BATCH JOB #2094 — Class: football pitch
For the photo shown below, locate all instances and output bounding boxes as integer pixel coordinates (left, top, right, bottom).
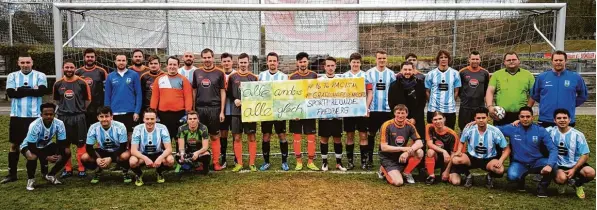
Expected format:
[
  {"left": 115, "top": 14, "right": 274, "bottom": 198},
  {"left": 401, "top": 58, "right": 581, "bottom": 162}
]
[{"left": 0, "top": 115, "right": 594, "bottom": 209}]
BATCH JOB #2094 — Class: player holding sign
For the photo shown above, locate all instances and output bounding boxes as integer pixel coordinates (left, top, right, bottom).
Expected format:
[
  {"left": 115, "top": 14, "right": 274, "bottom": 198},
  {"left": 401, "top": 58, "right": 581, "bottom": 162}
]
[
  {"left": 227, "top": 53, "right": 259, "bottom": 172},
  {"left": 257, "top": 52, "right": 290, "bottom": 171},
  {"left": 342, "top": 53, "right": 368, "bottom": 170},
  {"left": 289, "top": 52, "right": 319, "bottom": 171},
  {"left": 318, "top": 57, "right": 346, "bottom": 171}
]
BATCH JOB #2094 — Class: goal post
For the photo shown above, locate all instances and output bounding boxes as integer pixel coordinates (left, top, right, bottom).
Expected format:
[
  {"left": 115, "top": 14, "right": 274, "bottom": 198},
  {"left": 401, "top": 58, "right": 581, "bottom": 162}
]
[{"left": 51, "top": 2, "right": 567, "bottom": 78}]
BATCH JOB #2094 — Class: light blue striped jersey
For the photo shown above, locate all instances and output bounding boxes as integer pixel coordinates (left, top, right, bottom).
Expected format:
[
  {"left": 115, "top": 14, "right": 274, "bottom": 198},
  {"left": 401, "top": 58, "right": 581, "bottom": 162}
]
[
  {"left": 224, "top": 69, "right": 236, "bottom": 115},
  {"left": 132, "top": 123, "right": 171, "bottom": 155},
  {"left": 6, "top": 70, "right": 47, "bottom": 117},
  {"left": 178, "top": 66, "right": 197, "bottom": 85},
  {"left": 19, "top": 117, "right": 66, "bottom": 150},
  {"left": 86, "top": 121, "right": 128, "bottom": 152},
  {"left": 365, "top": 67, "right": 396, "bottom": 112},
  {"left": 258, "top": 70, "right": 288, "bottom": 81},
  {"left": 425, "top": 67, "right": 462, "bottom": 113},
  {"left": 342, "top": 70, "right": 366, "bottom": 79},
  {"left": 546, "top": 127, "right": 590, "bottom": 168},
  {"left": 460, "top": 124, "right": 508, "bottom": 159}
]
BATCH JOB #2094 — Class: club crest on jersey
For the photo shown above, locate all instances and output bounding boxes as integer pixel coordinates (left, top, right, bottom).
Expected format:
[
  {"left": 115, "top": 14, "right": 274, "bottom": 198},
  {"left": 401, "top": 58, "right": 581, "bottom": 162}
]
[
  {"left": 201, "top": 78, "right": 211, "bottom": 88},
  {"left": 126, "top": 78, "right": 132, "bottom": 84},
  {"left": 395, "top": 136, "right": 405, "bottom": 146},
  {"left": 84, "top": 77, "right": 93, "bottom": 86},
  {"left": 64, "top": 89, "right": 75, "bottom": 100},
  {"left": 434, "top": 140, "right": 444, "bottom": 148},
  {"left": 469, "top": 78, "right": 479, "bottom": 88},
  {"left": 532, "top": 136, "right": 538, "bottom": 144},
  {"left": 564, "top": 80, "right": 570, "bottom": 87}
]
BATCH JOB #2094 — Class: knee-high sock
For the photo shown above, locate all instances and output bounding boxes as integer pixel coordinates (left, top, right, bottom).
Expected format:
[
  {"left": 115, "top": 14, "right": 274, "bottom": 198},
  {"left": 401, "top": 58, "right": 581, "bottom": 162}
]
[
  {"left": 49, "top": 154, "right": 68, "bottom": 176},
  {"left": 198, "top": 155, "right": 211, "bottom": 175},
  {"left": 156, "top": 165, "right": 168, "bottom": 174},
  {"left": 280, "top": 140, "right": 289, "bottom": 163},
  {"left": 220, "top": 137, "right": 228, "bottom": 163},
  {"left": 367, "top": 135, "right": 376, "bottom": 162},
  {"left": 346, "top": 144, "right": 354, "bottom": 164},
  {"left": 334, "top": 143, "right": 343, "bottom": 165},
  {"left": 320, "top": 142, "right": 329, "bottom": 164},
  {"left": 359, "top": 145, "right": 368, "bottom": 165},
  {"left": 425, "top": 156, "right": 436, "bottom": 177},
  {"left": 307, "top": 134, "right": 316, "bottom": 163},
  {"left": 26, "top": 159, "right": 37, "bottom": 179},
  {"left": 293, "top": 134, "right": 302, "bottom": 162},
  {"left": 64, "top": 153, "right": 73, "bottom": 172},
  {"left": 234, "top": 141, "right": 243, "bottom": 165},
  {"left": 39, "top": 157, "right": 48, "bottom": 175},
  {"left": 248, "top": 141, "right": 257, "bottom": 166},
  {"left": 262, "top": 141, "right": 270, "bottom": 163},
  {"left": 76, "top": 146, "right": 86, "bottom": 172},
  {"left": 576, "top": 175, "right": 592, "bottom": 187},
  {"left": 211, "top": 139, "right": 221, "bottom": 166},
  {"left": 404, "top": 156, "right": 421, "bottom": 174},
  {"left": 118, "top": 159, "right": 130, "bottom": 172},
  {"left": 131, "top": 166, "right": 143, "bottom": 176},
  {"left": 8, "top": 151, "right": 19, "bottom": 177}
]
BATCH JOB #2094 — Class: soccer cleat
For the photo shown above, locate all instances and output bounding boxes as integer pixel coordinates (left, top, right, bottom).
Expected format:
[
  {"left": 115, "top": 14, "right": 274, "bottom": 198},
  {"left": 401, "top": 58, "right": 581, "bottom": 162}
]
[
  {"left": 249, "top": 165, "right": 257, "bottom": 172},
  {"left": 135, "top": 175, "right": 144, "bottom": 186},
  {"left": 537, "top": 184, "right": 548, "bottom": 198},
  {"left": 347, "top": 162, "right": 355, "bottom": 170},
  {"left": 307, "top": 163, "right": 320, "bottom": 171},
  {"left": 485, "top": 174, "right": 494, "bottom": 189},
  {"left": 336, "top": 164, "right": 347, "bottom": 172},
  {"left": 557, "top": 184, "right": 567, "bottom": 194},
  {"left": 213, "top": 164, "right": 223, "bottom": 171},
  {"left": 90, "top": 174, "right": 101, "bottom": 184},
  {"left": 220, "top": 161, "right": 227, "bottom": 169},
  {"left": 321, "top": 163, "right": 329, "bottom": 172},
  {"left": 45, "top": 175, "right": 62, "bottom": 185},
  {"left": 281, "top": 163, "right": 289, "bottom": 171},
  {"left": 60, "top": 170, "right": 73, "bottom": 179},
  {"left": 376, "top": 167, "right": 385, "bottom": 180},
  {"left": 1, "top": 175, "right": 17, "bottom": 184},
  {"left": 123, "top": 174, "right": 132, "bottom": 183},
  {"left": 259, "top": 163, "right": 271, "bottom": 171},
  {"left": 174, "top": 163, "right": 182, "bottom": 174},
  {"left": 78, "top": 171, "right": 87, "bottom": 178},
  {"left": 425, "top": 176, "right": 436, "bottom": 185},
  {"left": 361, "top": 163, "right": 368, "bottom": 171},
  {"left": 157, "top": 173, "right": 165, "bottom": 183},
  {"left": 532, "top": 174, "right": 542, "bottom": 182},
  {"left": 575, "top": 186, "right": 586, "bottom": 199},
  {"left": 26, "top": 179, "right": 35, "bottom": 191},
  {"left": 295, "top": 162, "right": 303, "bottom": 171},
  {"left": 232, "top": 164, "right": 243, "bottom": 172},
  {"left": 464, "top": 174, "right": 474, "bottom": 188},
  {"left": 516, "top": 180, "right": 526, "bottom": 192},
  {"left": 404, "top": 174, "right": 415, "bottom": 184}
]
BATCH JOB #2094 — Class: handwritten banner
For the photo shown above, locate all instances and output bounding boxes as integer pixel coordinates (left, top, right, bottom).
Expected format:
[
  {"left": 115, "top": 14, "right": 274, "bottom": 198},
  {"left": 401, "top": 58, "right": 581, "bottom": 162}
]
[{"left": 240, "top": 77, "right": 366, "bottom": 122}]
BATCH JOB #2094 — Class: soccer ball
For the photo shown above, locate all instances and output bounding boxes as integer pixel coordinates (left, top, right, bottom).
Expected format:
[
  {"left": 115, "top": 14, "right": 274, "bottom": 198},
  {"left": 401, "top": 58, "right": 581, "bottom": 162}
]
[{"left": 494, "top": 106, "right": 506, "bottom": 120}]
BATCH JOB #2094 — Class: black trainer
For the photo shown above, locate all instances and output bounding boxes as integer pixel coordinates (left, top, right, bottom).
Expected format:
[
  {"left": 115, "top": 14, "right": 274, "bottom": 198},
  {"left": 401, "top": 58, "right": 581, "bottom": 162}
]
[
  {"left": 464, "top": 174, "right": 474, "bottom": 188},
  {"left": 485, "top": 174, "right": 494, "bottom": 189},
  {"left": 537, "top": 184, "right": 548, "bottom": 198},
  {"left": 0, "top": 175, "right": 17, "bottom": 184},
  {"left": 426, "top": 176, "right": 436, "bottom": 185}
]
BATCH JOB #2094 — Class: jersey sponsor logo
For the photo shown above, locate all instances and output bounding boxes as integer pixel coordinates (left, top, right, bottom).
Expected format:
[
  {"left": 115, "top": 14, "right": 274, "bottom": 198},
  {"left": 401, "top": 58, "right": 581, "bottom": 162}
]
[
  {"left": 474, "top": 141, "right": 487, "bottom": 155},
  {"left": 469, "top": 78, "right": 479, "bottom": 88},
  {"left": 64, "top": 89, "right": 75, "bottom": 100},
  {"left": 439, "top": 79, "right": 448, "bottom": 91},
  {"left": 375, "top": 79, "right": 386, "bottom": 90},
  {"left": 201, "top": 78, "right": 211, "bottom": 88},
  {"left": 564, "top": 80, "right": 570, "bottom": 87},
  {"left": 395, "top": 135, "right": 405, "bottom": 146},
  {"left": 557, "top": 141, "right": 567, "bottom": 155},
  {"left": 434, "top": 140, "right": 444, "bottom": 148},
  {"left": 83, "top": 77, "right": 93, "bottom": 86}
]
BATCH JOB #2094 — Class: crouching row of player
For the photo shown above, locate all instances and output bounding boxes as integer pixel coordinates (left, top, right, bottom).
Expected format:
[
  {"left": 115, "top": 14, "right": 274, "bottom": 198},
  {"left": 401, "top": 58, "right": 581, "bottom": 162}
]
[{"left": 378, "top": 104, "right": 594, "bottom": 198}]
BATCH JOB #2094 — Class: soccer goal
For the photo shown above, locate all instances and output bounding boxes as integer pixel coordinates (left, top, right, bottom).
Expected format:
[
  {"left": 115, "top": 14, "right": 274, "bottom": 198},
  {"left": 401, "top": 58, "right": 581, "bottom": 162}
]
[{"left": 51, "top": 1, "right": 567, "bottom": 77}]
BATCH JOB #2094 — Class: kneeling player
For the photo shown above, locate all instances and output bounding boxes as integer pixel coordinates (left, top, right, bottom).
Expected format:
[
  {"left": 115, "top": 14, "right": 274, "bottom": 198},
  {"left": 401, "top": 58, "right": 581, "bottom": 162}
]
[
  {"left": 452, "top": 107, "right": 510, "bottom": 188},
  {"left": 424, "top": 111, "right": 462, "bottom": 185},
  {"left": 20, "top": 103, "right": 69, "bottom": 190},
  {"left": 549, "top": 109, "right": 595, "bottom": 199},
  {"left": 175, "top": 111, "right": 211, "bottom": 175},
  {"left": 81, "top": 106, "right": 131, "bottom": 183},
  {"left": 129, "top": 109, "right": 175, "bottom": 186},
  {"left": 378, "top": 105, "right": 423, "bottom": 186}
]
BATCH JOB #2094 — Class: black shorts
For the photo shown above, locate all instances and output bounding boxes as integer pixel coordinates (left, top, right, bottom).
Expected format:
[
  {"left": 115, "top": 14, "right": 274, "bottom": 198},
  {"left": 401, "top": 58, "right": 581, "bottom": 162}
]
[
  {"left": 157, "top": 110, "right": 185, "bottom": 140},
  {"left": 9, "top": 117, "right": 37, "bottom": 144},
  {"left": 220, "top": 115, "right": 233, "bottom": 131},
  {"left": 95, "top": 148, "right": 120, "bottom": 161},
  {"left": 427, "top": 112, "right": 456, "bottom": 130},
  {"left": 142, "top": 152, "right": 164, "bottom": 165},
  {"left": 21, "top": 143, "right": 59, "bottom": 157},
  {"left": 368, "top": 112, "right": 393, "bottom": 135},
  {"left": 289, "top": 119, "right": 316, "bottom": 134},
  {"left": 113, "top": 113, "right": 136, "bottom": 132},
  {"left": 197, "top": 106, "right": 221, "bottom": 135},
  {"left": 380, "top": 155, "right": 406, "bottom": 172},
  {"left": 58, "top": 114, "right": 87, "bottom": 146},
  {"left": 458, "top": 107, "right": 477, "bottom": 131},
  {"left": 468, "top": 154, "right": 495, "bottom": 171},
  {"left": 558, "top": 163, "right": 591, "bottom": 178},
  {"left": 231, "top": 116, "right": 256, "bottom": 134},
  {"left": 261, "top": 121, "right": 287, "bottom": 134},
  {"left": 318, "top": 119, "right": 343, "bottom": 138},
  {"left": 343, "top": 117, "right": 368, "bottom": 132}
]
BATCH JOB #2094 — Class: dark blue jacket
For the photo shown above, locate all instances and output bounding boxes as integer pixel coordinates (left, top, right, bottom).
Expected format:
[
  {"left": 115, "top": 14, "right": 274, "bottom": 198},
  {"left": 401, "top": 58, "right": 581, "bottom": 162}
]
[
  {"left": 531, "top": 69, "right": 587, "bottom": 123},
  {"left": 497, "top": 123, "right": 558, "bottom": 169},
  {"left": 104, "top": 69, "right": 142, "bottom": 114}
]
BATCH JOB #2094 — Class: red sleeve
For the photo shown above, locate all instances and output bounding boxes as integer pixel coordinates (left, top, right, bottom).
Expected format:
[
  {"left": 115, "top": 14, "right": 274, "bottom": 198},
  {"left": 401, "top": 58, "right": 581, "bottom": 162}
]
[
  {"left": 150, "top": 75, "right": 160, "bottom": 110},
  {"left": 182, "top": 75, "right": 193, "bottom": 112}
]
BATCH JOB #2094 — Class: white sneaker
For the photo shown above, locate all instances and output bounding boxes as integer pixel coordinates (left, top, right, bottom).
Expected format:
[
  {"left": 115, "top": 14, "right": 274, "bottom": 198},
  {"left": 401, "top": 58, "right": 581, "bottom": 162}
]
[
  {"left": 377, "top": 167, "right": 385, "bottom": 180},
  {"left": 221, "top": 162, "right": 227, "bottom": 169},
  {"left": 321, "top": 163, "right": 329, "bottom": 171},
  {"left": 336, "top": 164, "right": 347, "bottom": 172},
  {"left": 404, "top": 173, "right": 415, "bottom": 184},
  {"left": 45, "top": 175, "right": 62, "bottom": 185},
  {"left": 26, "top": 179, "right": 35, "bottom": 191}
]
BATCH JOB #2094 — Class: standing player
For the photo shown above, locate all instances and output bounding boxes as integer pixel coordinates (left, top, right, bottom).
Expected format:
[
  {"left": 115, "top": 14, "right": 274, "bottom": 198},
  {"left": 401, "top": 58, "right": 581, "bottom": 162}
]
[
  {"left": 452, "top": 107, "right": 510, "bottom": 188},
  {"left": 129, "top": 109, "right": 175, "bottom": 186},
  {"left": 2, "top": 54, "right": 48, "bottom": 184},
  {"left": 458, "top": 51, "right": 489, "bottom": 131},
  {"left": 175, "top": 111, "right": 211, "bottom": 175},
  {"left": 75, "top": 48, "right": 108, "bottom": 128},
  {"left": 424, "top": 111, "right": 461, "bottom": 185},
  {"left": 532, "top": 50, "right": 588, "bottom": 127},
  {"left": 150, "top": 56, "right": 193, "bottom": 145},
  {"left": 219, "top": 52, "right": 236, "bottom": 168},
  {"left": 192, "top": 48, "right": 226, "bottom": 171},
  {"left": 549, "top": 109, "right": 595, "bottom": 199},
  {"left": 258, "top": 52, "right": 290, "bottom": 171},
  {"left": 129, "top": 49, "right": 149, "bottom": 75},
  {"left": 342, "top": 53, "right": 368, "bottom": 170},
  {"left": 425, "top": 50, "right": 461, "bottom": 130},
  {"left": 365, "top": 50, "right": 396, "bottom": 170},
  {"left": 54, "top": 59, "right": 91, "bottom": 178},
  {"left": 289, "top": 52, "right": 319, "bottom": 171},
  {"left": 81, "top": 106, "right": 131, "bottom": 183},
  {"left": 318, "top": 57, "right": 346, "bottom": 171},
  {"left": 178, "top": 51, "right": 198, "bottom": 84},
  {"left": 486, "top": 51, "right": 535, "bottom": 125},
  {"left": 227, "top": 53, "right": 259, "bottom": 172},
  {"left": 378, "top": 105, "right": 423, "bottom": 186},
  {"left": 20, "top": 103, "right": 68, "bottom": 191},
  {"left": 105, "top": 54, "right": 143, "bottom": 144},
  {"left": 140, "top": 55, "right": 164, "bottom": 113}
]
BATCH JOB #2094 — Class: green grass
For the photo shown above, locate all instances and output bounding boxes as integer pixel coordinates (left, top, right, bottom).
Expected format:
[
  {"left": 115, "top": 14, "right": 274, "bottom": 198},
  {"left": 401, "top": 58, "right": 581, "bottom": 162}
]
[{"left": 0, "top": 115, "right": 594, "bottom": 209}]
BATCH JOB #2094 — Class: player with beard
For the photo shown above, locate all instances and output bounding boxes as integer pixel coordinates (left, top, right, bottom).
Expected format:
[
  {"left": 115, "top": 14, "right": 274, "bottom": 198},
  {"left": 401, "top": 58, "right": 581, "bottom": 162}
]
[
  {"left": 458, "top": 51, "right": 489, "bottom": 131},
  {"left": 129, "top": 49, "right": 149, "bottom": 75},
  {"left": 288, "top": 52, "right": 319, "bottom": 171},
  {"left": 75, "top": 48, "right": 108, "bottom": 128},
  {"left": 192, "top": 48, "right": 226, "bottom": 171},
  {"left": 318, "top": 57, "right": 346, "bottom": 171},
  {"left": 54, "top": 59, "right": 91, "bottom": 178},
  {"left": 140, "top": 56, "right": 164, "bottom": 114},
  {"left": 219, "top": 52, "right": 236, "bottom": 168},
  {"left": 341, "top": 53, "right": 368, "bottom": 170},
  {"left": 178, "top": 51, "right": 198, "bottom": 84}
]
